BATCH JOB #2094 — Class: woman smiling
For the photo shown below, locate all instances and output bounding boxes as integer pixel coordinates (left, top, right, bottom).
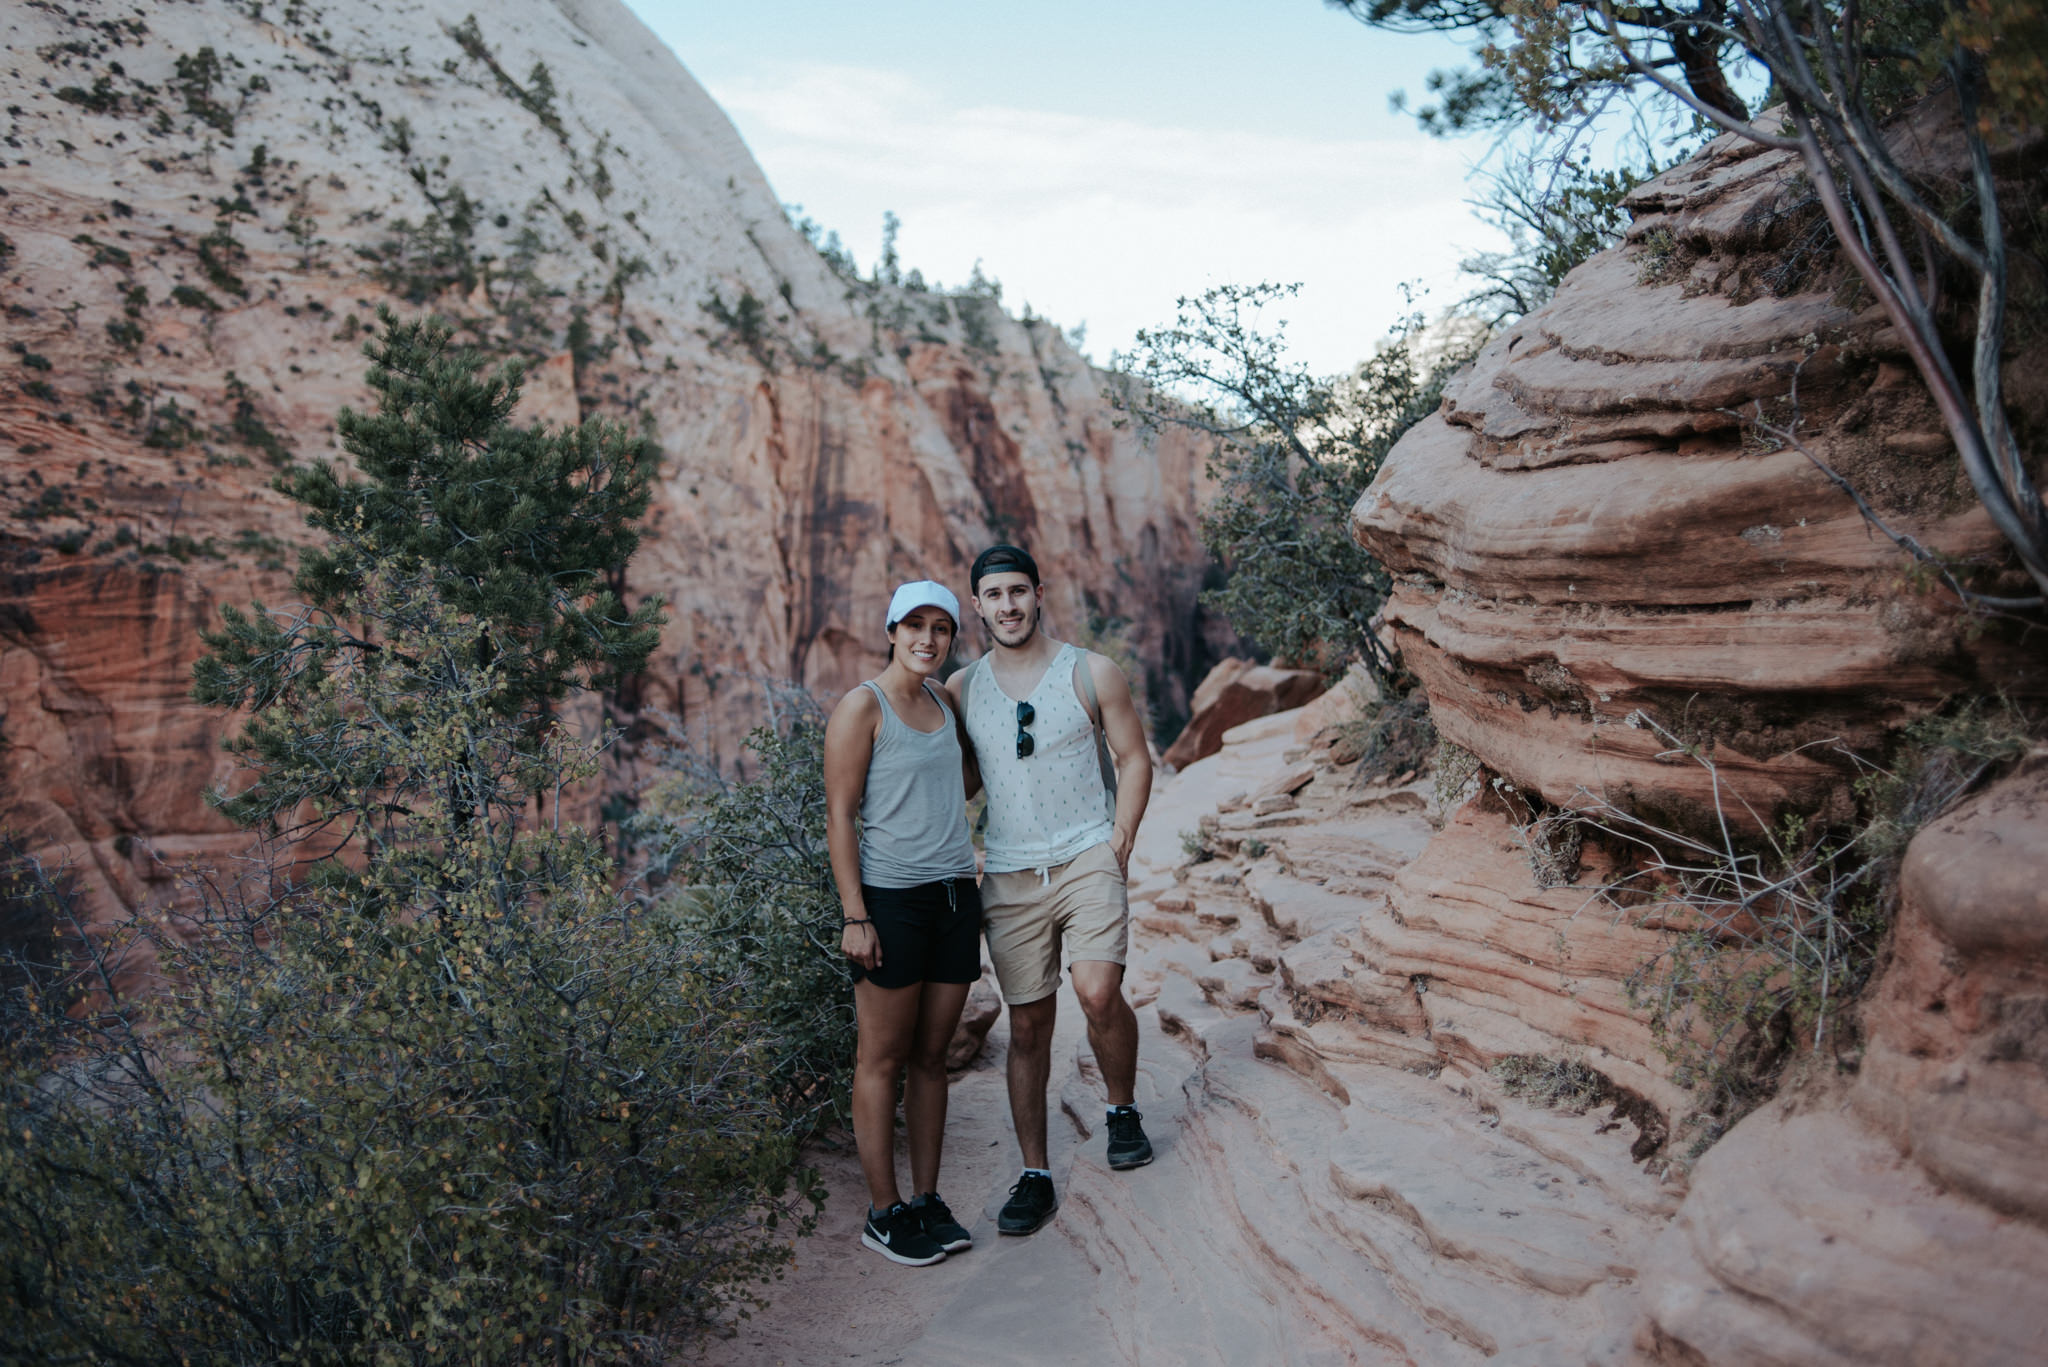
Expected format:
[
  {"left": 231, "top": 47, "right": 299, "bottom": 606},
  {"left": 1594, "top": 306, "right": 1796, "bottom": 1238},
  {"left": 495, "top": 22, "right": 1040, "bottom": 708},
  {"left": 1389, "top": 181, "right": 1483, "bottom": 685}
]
[{"left": 822, "top": 579, "right": 984, "bottom": 1267}]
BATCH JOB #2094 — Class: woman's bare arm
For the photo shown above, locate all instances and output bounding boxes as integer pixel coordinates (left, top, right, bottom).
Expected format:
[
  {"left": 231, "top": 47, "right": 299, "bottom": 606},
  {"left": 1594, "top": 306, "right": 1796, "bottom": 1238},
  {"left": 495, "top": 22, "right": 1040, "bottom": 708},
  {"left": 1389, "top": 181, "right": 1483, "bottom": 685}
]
[
  {"left": 944, "top": 676, "right": 984, "bottom": 801},
  {"left": 823, "top": 687, "right": 884, "bottom": 971}
]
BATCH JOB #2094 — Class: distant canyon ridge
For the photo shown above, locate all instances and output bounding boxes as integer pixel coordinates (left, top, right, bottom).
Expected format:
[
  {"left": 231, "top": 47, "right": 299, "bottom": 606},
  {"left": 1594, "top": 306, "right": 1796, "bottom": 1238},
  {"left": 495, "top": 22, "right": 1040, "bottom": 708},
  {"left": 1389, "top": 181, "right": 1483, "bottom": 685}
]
[{"left": 0, "top": 0, "right": 1226, "bottom": 920}]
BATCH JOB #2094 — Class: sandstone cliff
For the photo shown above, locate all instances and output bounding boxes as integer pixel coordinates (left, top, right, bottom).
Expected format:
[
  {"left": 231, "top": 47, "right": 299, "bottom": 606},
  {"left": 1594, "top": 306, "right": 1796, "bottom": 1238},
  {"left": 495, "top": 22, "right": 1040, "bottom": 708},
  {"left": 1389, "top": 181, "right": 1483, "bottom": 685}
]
[{"left": 0, "top": 0, "right": 1218, "bottom": 920}]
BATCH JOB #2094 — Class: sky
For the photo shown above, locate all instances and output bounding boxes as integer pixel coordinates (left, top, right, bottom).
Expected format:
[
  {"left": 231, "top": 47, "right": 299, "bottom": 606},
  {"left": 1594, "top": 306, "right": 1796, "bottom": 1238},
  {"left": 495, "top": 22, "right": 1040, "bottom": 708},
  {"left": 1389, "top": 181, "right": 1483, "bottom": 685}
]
[{"left": 620, "top": 1, "right": 1505, "bottom": 376}]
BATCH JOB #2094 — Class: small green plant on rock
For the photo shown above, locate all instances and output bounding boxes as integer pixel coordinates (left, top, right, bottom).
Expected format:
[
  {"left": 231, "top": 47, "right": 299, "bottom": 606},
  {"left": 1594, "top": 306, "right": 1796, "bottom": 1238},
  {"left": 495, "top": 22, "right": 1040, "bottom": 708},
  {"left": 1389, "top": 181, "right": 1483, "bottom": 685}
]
[
  {"left": 1491, "top": 1054, "right": 1609, "bottom": 1114},
  {"left": 1585, "top": 702, "right": 2036, "bottom": 1136}
]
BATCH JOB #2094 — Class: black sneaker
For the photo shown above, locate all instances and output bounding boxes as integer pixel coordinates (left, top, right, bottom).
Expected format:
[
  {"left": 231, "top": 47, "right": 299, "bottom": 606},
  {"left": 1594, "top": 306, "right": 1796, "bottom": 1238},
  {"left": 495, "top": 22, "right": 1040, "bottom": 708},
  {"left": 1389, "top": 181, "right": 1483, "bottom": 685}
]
[
  {"left": 861, "top": 1201, "right": 948, "bottom": 1266},
  {"left": 912, "top": 1191, "right": 972, "bottom": 1253},
  {"left": 996, "top": 1172, "right": 1059, "bottom": 1236},
  {"left": 1105, "top": 1107, "right": 1154, "bottom": 1170}
]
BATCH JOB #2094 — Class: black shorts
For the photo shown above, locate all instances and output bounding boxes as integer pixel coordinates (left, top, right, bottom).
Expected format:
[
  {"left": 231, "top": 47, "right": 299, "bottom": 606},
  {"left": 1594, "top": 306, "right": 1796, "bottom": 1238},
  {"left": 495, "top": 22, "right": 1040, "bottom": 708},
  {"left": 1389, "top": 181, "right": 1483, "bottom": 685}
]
[{"left": 853, "top": 876, "right": 983, "bottom": 989}]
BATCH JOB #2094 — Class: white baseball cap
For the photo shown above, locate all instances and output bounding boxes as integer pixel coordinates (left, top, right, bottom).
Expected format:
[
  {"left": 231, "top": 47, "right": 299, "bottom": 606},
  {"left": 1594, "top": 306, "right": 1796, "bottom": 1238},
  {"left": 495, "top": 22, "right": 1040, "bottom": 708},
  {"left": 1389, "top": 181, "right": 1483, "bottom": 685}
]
[{"left": 885, "top": 579, "right": 961, "bottom": 631}]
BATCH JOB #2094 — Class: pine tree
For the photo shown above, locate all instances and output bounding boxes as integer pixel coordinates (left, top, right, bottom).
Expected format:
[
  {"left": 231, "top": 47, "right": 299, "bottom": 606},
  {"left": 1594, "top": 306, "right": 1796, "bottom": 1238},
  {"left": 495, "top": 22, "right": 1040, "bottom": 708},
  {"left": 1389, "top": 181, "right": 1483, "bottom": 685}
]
[{"left": 193, "top": 310, "right": 666, "bottom": 845}]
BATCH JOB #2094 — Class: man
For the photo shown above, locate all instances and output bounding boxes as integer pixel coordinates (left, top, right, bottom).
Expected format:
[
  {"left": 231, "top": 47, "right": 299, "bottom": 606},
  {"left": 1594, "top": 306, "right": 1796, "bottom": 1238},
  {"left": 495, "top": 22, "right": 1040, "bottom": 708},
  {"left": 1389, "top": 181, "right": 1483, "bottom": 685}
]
[{"left": 945, "top": 543, "right": 1155, "bottom": 1237}]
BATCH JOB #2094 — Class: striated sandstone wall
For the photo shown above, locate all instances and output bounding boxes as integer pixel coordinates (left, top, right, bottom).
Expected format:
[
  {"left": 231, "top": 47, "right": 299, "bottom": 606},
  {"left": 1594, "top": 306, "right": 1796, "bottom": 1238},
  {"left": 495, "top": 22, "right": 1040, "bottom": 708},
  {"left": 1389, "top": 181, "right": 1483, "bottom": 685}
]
[
  {"left": 1341, "top": 126, "right": 2048, "bottom": 1359},
  {"left": 1341, "top": 126, "right": 2044, "bottom": 1105},
  {"left": 0, "top": 0, "right": 1220, "bottom": 921}
]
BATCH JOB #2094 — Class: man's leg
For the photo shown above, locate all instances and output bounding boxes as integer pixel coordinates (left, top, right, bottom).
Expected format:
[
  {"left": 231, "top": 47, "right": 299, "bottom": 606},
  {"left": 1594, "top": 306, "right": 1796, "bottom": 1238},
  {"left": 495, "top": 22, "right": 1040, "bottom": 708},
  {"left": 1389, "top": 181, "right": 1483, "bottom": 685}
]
[
  {"left": 1069, "top": 959, "right": 1139, "bottom": 1107},
  {"left": 1004, "top": 992, "right": 1058, "bottom": 1169},
  {"left": 904, "top": 980, "right": 971, "bottom": 1196}
]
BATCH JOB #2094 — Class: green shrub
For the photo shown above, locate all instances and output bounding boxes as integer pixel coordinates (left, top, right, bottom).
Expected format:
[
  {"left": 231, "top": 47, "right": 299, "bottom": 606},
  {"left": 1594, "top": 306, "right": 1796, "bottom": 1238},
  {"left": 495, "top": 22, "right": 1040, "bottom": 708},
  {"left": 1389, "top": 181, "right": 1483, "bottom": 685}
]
[
  {"left": 638, "top": 698, "right": 852, "bottom": 1134},
  {"left": 0, "top": 315, "right": 809, "bottom": 1365},
  {"left": 173, "top": 47, "right": 235, "bottom": 135},
  {"left": 2, "top": 812, "right": 810, "bottom": 1364},
  {"left": 223, "top": 370, "right": 291, "bottom": 464},
  {"left": 1855, "top": 696, "right": 2032, "bottom": 859},
  {"left": 198, "top": 227, "right": 249, "bottom": 296}
]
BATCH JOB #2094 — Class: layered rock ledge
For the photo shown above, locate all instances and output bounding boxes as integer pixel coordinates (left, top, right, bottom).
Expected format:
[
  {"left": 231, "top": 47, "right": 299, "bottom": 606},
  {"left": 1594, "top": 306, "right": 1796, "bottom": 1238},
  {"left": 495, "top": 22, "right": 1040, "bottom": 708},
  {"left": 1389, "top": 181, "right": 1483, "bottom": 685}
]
[{"left": 1355, "top": 130, "right": 2041, "bottom": 830}]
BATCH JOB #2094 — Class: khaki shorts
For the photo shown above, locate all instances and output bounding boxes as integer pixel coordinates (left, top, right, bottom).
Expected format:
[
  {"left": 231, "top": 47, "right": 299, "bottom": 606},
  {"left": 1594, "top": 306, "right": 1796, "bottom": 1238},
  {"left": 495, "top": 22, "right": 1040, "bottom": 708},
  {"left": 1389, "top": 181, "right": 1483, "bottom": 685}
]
[{"left": 981, "top": 841, "right": 1128, "bottom": 1006}]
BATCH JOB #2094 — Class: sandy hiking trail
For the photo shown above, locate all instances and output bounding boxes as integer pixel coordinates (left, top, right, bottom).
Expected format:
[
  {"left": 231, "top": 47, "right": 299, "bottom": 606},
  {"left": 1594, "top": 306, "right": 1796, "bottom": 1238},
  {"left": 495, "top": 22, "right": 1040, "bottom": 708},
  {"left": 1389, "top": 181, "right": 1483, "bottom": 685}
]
[{"left": 706, "top": 710, "right": 1668, "bottom": 1366}]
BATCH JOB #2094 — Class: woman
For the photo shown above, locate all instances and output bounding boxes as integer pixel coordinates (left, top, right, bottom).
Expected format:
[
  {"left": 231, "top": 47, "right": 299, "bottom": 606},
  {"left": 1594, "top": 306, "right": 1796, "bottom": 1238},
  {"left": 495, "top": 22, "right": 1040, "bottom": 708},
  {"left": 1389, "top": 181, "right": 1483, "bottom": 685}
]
[{"left": 824, "top": 579, "right": 983, "bottom": 1267}]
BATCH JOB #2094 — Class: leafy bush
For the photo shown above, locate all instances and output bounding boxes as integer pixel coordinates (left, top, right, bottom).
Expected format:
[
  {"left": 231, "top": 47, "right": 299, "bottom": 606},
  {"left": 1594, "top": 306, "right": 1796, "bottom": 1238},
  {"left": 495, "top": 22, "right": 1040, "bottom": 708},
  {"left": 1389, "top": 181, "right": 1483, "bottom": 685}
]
[
  {"left": 1113, "top": 283, "right": 1472, "bottom": 680},
  {"left": 637, "top": 695, "right": 853, "bottom": 1135},
  {"left": 0, "top": 316, "right": 810, "bottom": 1365},
  {"left": 2, "top": 801, "right": 810, "bottom": 1364}
]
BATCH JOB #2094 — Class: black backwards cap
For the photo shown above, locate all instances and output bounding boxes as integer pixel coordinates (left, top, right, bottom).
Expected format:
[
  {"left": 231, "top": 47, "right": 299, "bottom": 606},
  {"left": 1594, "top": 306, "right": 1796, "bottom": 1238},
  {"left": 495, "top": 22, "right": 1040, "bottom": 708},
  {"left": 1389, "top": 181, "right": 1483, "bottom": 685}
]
[{"left": 970, "top": 543, "right": 1040, "bottom": 594}]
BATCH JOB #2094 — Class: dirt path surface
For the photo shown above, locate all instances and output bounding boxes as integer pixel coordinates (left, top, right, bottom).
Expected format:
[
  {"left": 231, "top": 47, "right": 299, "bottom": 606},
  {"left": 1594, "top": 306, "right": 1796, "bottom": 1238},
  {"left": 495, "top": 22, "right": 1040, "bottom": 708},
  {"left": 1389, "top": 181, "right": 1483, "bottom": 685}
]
[{"left": 711, "top": 710, "right": 1674, "bottom": 1366}]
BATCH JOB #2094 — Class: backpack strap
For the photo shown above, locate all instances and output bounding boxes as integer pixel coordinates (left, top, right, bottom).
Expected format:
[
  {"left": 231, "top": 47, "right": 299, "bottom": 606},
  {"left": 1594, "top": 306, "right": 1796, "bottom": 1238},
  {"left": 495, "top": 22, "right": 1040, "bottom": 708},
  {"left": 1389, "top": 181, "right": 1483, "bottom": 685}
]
[{"left": 1072, "top": 650, "right": 1119, "bottom": 805}]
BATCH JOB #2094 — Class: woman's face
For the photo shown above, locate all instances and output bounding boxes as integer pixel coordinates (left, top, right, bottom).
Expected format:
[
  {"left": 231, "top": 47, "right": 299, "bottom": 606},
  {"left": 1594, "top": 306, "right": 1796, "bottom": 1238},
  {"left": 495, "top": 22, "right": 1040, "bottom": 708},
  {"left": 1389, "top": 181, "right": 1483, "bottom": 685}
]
[{"left": 889, "top": 605, "right": 955, "bottom": 678}]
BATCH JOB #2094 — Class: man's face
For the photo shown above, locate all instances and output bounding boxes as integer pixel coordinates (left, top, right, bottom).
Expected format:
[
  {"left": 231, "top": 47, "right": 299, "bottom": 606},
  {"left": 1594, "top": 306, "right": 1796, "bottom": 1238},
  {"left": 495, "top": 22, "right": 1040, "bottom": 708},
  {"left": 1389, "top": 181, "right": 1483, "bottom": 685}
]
[{"left": 975, "top": 571, "right": 1042, "bottom": 648}]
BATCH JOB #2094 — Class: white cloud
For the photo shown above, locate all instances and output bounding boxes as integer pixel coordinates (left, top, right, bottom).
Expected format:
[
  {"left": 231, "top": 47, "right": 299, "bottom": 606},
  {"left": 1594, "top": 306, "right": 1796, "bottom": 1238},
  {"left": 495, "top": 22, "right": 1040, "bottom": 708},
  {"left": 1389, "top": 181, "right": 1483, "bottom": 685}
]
[{"left": 706, "top": 62, "right": 1500, "bottom": 374}]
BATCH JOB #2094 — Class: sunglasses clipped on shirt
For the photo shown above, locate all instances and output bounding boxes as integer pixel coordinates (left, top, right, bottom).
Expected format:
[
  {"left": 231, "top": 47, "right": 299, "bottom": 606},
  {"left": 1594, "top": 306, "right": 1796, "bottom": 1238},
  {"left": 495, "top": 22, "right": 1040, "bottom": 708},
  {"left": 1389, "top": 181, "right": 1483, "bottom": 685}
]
[{"left": 1015, "top": 700, "right": 1035, "bottom": 759}]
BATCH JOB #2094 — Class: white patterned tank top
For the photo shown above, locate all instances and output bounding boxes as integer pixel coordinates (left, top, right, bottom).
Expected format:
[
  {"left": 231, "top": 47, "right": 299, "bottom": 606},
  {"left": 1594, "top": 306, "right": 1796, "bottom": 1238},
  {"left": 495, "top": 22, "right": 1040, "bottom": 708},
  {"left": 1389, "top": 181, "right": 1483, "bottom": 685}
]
[{"left": 963, "top": 643, "right": 1115, "bottom": 875}]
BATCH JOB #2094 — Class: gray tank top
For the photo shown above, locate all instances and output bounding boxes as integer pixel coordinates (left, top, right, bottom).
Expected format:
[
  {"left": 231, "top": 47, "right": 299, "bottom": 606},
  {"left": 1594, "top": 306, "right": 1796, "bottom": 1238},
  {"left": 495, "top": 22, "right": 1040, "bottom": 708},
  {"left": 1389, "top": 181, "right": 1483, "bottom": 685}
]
[{"left": 856, "top": 679, "right": 979, "bottom": 889}]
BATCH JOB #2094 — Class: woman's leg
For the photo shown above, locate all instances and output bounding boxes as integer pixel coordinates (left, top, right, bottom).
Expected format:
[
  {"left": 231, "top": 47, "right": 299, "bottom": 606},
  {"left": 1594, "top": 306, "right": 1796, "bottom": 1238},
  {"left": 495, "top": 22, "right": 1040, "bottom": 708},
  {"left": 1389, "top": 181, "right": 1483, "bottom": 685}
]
[
  {"left": 904, "top": 980, "right": 971, "bottom": 1197},
  {"left": 853, "top": 977, "right": 924, "bottom": 1211}
]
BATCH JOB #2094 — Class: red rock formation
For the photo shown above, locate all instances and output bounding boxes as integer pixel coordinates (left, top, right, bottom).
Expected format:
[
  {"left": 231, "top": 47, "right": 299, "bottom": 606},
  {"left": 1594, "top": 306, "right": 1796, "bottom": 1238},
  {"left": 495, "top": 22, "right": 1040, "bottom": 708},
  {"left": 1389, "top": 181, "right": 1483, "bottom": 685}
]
[
  {"left": 1355, "top": 130, "right": 2041, "bottom": 833},
  {"left": 1632, "top": 752, "right": 2048, "bottom": 1363},
  {"left": 0, "top": 0, "right": 1219, "bottom": 922},
  {"left": 1160, "top": 657, "right": 1325, "bottom": 771},
  {"left": 1340, "top": 122, "right": 2048, "bottom": 1360}
]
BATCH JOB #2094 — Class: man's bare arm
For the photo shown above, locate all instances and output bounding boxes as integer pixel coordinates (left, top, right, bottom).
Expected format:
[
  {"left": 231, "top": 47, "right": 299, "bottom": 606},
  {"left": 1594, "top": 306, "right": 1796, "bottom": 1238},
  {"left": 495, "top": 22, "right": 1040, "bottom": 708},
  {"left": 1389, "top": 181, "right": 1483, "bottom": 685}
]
[{"left": 1087, "top": 653, "right": 1153, "bottom": 876}]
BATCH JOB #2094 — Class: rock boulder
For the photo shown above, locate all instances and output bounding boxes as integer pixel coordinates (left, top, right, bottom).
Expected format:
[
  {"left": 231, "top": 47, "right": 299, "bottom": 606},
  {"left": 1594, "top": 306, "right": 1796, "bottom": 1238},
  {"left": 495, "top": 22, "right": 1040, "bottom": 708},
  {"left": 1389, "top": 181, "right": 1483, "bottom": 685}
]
[{"left": 1161, "top": 658, "right": 1325, "bottom": 771}]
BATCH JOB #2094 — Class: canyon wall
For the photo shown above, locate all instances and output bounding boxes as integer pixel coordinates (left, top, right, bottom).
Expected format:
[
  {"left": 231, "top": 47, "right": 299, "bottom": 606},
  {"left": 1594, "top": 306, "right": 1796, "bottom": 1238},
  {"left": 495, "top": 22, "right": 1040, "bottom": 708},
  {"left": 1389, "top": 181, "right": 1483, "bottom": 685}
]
[{"left": 0, "top": 0, "right": 1219, "bottom": 921}]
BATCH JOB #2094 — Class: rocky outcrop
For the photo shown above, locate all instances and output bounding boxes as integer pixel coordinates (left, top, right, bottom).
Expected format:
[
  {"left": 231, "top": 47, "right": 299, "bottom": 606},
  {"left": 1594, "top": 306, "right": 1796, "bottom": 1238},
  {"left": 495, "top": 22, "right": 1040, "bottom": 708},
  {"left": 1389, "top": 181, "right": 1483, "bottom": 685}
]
[
  {"left": 1354, "top": 130, "right": 2041, "bottom": 834},
  {"left": 1340, "top": 123, "right": 2048, "bottom": 1360},
  {"left": 0, "top": 0, "right": 1220, "bottom": 921},
  {"left": 1160, "top": 657, "right": 1326, "bottom": 771},
  {"left": 1631, "top": 751, "right": 2048, "bottom": 1363}
]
